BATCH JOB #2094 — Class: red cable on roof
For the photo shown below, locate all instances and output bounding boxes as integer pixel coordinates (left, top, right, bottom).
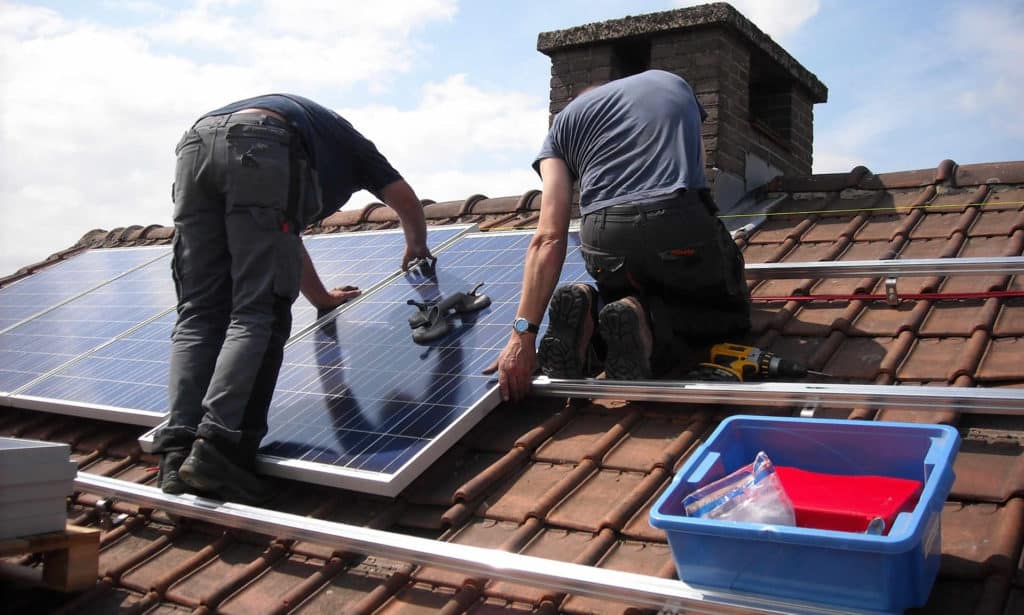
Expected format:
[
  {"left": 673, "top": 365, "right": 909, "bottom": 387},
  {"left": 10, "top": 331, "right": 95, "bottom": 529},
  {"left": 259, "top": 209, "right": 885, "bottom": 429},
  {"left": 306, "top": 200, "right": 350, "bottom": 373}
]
[{"left": 752, "top": 290, "right": 1024, "bottom": 302}]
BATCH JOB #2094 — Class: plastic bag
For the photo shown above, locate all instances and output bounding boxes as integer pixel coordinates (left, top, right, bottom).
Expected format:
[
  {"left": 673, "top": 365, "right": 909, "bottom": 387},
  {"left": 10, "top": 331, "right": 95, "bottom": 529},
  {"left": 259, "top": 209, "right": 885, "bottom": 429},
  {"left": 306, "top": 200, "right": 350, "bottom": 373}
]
[{"left": 683, "top": 451, "right": 796, "bottom": 525}]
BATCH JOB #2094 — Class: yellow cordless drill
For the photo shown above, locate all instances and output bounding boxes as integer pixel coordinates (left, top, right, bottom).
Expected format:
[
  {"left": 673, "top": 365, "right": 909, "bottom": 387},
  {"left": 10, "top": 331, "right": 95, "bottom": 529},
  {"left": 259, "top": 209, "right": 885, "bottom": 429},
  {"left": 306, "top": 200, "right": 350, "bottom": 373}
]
[{"left": 687, "top": 343, "right": 828, "bottom": 382}]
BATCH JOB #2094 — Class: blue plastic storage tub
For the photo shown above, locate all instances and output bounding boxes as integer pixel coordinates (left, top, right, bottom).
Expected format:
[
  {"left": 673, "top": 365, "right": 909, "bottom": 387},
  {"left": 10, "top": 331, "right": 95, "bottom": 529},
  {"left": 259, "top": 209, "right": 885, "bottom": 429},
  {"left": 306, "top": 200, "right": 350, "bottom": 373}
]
[{"left": 649, "top": 416, "right": 959, "bottom": 612}]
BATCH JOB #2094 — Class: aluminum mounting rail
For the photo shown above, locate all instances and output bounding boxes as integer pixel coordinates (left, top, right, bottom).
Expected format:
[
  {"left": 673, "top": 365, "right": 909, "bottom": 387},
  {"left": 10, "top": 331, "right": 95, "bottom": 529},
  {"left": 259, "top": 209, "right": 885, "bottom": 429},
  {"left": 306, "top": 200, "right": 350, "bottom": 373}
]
[
  {"left": 744, "top": 256, "right": 1024, "bottom": 280},
  {"left": 75, "top": 473, "right": 877, "bottom": 615},
  {"left": 531, "top": 377, "right": 1024, "bottom": 415}
]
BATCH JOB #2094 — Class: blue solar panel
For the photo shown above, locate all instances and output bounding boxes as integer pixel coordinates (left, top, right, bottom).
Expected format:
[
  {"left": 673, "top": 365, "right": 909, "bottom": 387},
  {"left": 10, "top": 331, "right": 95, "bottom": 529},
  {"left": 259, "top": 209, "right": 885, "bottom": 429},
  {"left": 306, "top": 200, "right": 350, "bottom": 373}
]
[
  {"left": 16, "top": 312, "right": 177, "bottom": 422},
  {"left": 16, "top": 227, "right": 468, "bottom": 424},
  {"left": 293, "top": 227, "right": 465, "bottom": 332},
  {"left": 0, "top": 253, "right": 175, "bottom": 394},
  {"left": 0, "top": 248, "right": 167, "bottom": 332},
  {"left": 255, "top": 230, "right": 589, "bottom": 494}
]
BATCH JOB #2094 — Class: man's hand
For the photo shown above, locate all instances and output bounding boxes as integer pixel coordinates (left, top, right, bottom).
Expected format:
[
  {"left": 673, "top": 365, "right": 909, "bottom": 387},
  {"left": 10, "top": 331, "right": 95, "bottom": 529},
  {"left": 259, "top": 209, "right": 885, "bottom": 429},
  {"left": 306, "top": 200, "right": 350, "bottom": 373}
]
[
  {"left": 312, "top": 285, "right": 361, "bottom": 311},
  {"left": 402, "top": 242, "right": 433, "bottom": 272},
  {"left": 483, "top": 334, "right": 538, "bottom": 403}
]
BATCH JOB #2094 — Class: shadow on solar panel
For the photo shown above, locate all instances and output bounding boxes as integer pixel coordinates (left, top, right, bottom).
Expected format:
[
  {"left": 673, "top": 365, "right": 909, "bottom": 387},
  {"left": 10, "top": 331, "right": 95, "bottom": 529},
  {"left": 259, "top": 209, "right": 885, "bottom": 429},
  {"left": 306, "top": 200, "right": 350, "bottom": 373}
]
[{"left": 255, "top": 231, "right": 588, "bottom": 496}]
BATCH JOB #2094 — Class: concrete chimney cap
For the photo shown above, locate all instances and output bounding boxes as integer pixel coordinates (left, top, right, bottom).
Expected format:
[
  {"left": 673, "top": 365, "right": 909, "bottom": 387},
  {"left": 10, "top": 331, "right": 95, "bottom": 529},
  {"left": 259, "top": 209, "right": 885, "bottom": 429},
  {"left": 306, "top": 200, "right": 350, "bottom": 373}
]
[{"left": 537, "top": 2, "right": 827, "bottom": 103}]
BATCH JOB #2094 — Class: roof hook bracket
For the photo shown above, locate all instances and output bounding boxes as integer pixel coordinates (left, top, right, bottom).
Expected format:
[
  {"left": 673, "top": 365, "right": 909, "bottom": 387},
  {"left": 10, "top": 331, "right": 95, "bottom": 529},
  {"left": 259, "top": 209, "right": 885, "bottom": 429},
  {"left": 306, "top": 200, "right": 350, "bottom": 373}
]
[{"left": 885, "top": 277, "right": 900, "bottom": 306}]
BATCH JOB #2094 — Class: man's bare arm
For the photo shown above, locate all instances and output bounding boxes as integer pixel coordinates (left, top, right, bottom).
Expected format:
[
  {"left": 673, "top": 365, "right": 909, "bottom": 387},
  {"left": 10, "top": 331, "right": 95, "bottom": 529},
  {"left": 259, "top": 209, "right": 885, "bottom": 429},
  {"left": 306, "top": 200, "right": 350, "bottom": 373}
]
[
  {"left": 377, "top": 179, "right": 431, "bottom": 270},
  {"left": 486, "top": 157, "right": 574, "bottom": 402},
  {"left": 299, "top": 243, "right": 360, "bottom": 310}
]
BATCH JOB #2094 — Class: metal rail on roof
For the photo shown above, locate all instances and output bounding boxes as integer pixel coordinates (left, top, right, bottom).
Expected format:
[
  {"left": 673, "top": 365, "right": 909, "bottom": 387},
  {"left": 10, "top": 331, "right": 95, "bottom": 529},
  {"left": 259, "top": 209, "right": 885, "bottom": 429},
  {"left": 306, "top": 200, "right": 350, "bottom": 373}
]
[
  {"left": 744, "top": 256, "right": 1024, "bottom": 280},
  {"left": 74, "top": 472, "right": 877, "bottom": 615},
  {"left": 530, "top": 377, "right": 1024, "bottom": 415}
]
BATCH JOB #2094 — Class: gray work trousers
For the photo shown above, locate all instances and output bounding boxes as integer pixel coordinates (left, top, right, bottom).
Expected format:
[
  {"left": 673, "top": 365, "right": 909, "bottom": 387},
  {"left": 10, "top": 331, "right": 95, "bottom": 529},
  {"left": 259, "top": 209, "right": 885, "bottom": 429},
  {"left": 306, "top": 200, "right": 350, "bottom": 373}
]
[
  {"left": 579, "top": 190, "right": 751, "bottom": 370},
  {"left": 153, "top": 112, "right": 308, "bottom": 462}
]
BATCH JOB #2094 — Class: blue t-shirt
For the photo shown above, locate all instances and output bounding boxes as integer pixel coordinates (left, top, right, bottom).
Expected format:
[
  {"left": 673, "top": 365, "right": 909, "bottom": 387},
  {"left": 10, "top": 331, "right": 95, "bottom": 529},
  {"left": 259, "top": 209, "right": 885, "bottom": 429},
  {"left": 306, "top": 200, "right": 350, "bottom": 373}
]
[
  {"left": 534, "top": 70, "right": 708, "bottom": 215},
  {"left": 202, "top": 94, "right": 402, "bottom": 225}
]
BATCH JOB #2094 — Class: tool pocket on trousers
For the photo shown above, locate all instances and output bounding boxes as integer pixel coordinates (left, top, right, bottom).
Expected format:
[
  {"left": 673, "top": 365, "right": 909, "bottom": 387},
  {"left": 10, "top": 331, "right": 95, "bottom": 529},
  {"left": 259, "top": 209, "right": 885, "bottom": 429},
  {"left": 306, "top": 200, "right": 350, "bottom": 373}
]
[
  {"left": 273, "top": 232, "right": 303, "bottom": 302},
  {"left": 170, "top": 233, "right": 185, "bottom": 302},
  {"left": 225, "top": 124, "right": 292, "bottom": 213},
  {"left": 656, "top": 238, "right": 727, "bottom": 292},
  {"left": 172, "top": 131, "right": 203, "bottom": 207},
  {"left": 581, "top": 247, "right": 630, "bottom": 293}
]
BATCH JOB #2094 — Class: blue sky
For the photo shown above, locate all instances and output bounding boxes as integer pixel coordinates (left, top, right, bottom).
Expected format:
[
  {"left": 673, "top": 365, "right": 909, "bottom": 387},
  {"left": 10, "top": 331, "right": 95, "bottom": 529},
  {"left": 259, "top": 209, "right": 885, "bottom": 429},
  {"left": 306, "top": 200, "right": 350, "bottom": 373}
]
[{"left": 1, "top": 0, "right": 1021, "bottom": 276}]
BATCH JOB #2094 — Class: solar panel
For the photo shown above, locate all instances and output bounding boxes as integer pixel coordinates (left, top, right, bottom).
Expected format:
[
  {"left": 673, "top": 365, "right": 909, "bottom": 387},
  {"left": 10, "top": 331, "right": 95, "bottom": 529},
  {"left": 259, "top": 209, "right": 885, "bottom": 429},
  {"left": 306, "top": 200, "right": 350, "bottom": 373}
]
[
  {"left": 0, "top": 252, "right": 175, "bottom": 395},
  {"left": 13, "top": 227, "right": 470, "bottom": 425},
  {"left": 240, "top": 230, "right": 589, "bottom": 495},
  {"left": 0, "top": 247, "right": 168, "bottom": 333}
]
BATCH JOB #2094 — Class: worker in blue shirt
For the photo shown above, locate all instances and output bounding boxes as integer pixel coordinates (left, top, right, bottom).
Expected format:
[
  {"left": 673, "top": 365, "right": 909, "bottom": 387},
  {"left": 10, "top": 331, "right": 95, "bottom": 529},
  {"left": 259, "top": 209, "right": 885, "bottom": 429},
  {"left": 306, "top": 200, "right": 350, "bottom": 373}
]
[
  {"left": 153, "top": 95, "right": 432, "bottom": 503},
  {"left": 490, "top": 70, "right": 750, "bottom": 401}
]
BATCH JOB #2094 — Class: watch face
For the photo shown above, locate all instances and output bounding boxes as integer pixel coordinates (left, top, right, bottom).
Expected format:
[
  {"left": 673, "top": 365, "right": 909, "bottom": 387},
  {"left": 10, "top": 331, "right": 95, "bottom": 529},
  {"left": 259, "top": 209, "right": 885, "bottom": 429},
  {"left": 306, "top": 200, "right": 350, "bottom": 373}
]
[{"left": 513, "top": 318, "right": 528, "bottom": 334}]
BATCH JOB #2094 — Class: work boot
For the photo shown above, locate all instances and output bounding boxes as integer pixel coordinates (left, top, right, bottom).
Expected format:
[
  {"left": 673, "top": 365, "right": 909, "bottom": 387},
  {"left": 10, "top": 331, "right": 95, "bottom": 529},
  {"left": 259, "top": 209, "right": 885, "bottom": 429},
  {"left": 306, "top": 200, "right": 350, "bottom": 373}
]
[
  {"left": 178, "top": 438, "right": 275, "bottom": 505},
  {"left": 599, "top": 296, "right": 653, "bottom": 380},
  {"left": 538, "top": 284, "right": 598, "bottom": 379},
  {"left": 158, "top": 450, "right": 189, "bottom": 495}
]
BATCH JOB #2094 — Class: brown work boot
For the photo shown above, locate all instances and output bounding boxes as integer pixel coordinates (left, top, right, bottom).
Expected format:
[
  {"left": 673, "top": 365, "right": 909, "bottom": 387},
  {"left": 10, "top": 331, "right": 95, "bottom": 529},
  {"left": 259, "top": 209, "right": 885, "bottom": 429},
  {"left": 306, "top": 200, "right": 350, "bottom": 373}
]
[
  {"left": 538, "top": 284, "right": 598, "bottom": 379},
  {"left": 599, "top": 296, "right": 653, "bottom": 380}
]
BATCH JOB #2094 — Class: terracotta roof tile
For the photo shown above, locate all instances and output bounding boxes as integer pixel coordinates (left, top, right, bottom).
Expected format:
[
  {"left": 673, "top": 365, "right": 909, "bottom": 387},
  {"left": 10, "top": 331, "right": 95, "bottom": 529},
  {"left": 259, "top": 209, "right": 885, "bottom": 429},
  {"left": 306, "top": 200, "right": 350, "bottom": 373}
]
[
  {"left": 118, "top": 529, "right": 226, "bottom": 595},
  {"left": 292, "top": 557, "right": 406, "bottom": 613},
  {"left": 940, "top": 498, "right": 1024, "bottom": 579},
  {"left": 920, "top": 301, "right": 989, "bottom": 337},
  {"left": 476, "top": 463, "right": 577, "bottom": 523},
  {"left": 560, "top": 541, "right": 674, "bottom": 613},
  {"left": 414, "top": 518, "right": 525, "bottom": 588},
  {"left": 484, "top": 528, "right": 612, "bottom": 604},
  {"left": 546, "top": 469, "right": 649, "bottom": 532},
  {"left": 601, "top": 414, "right": 707, "bottom": 472},
  {"left": 534, "top": 407, "right": 635, "bottom": 464},
  {"left": 821, "top": 335, "right": 896, "bottom": 380},
  {"left": 976, "top": 338, "right": 1024, "bottom": 382},
  {"left": 955, "top": 161, "right": 1024, "bottom": 187},
  {"left": 951, "top": 426, "right": 1024, "bottom": 502},
  {"left": 993, "top": 299, "right": 1024, "bottom": 337},
  {"left": 619, "top": 483, "right": 670, "bottom": 543}
]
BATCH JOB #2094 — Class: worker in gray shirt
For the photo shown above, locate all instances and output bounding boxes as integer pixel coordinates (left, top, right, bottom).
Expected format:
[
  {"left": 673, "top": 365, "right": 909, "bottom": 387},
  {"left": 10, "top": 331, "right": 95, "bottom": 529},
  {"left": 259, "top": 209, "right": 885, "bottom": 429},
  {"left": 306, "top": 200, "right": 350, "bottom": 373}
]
[
  {"left": 489, "top": 70, "right": 750, "bottom": 401},
  {"left": 154, "top": 94, "right": 432, "bottom": 503}
]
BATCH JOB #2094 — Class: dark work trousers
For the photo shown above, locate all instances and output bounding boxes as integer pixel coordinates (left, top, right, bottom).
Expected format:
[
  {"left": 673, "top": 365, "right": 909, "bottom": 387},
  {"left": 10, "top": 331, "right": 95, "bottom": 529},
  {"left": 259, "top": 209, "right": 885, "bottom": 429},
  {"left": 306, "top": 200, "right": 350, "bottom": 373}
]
[
  {"left": 579, "top": 190, "right": 751, "bottom": 372},
  {"left": 153, "top": 112, "right": 309, "bottom": 464}
]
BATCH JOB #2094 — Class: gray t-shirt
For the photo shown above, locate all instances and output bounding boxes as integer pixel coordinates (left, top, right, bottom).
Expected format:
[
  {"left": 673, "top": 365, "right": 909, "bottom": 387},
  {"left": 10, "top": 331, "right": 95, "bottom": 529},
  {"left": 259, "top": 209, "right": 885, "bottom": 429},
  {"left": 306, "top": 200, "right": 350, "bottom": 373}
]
[{"left": 534, "top": 70, "right": 707, "bottom": 215}]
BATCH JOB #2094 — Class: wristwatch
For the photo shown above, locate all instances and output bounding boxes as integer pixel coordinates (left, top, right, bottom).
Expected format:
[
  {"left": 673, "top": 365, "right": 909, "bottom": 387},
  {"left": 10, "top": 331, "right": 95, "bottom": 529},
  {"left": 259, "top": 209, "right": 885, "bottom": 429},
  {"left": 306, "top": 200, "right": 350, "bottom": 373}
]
[{"left": 512, "top": 317, "right": 540, "bottom": 335}]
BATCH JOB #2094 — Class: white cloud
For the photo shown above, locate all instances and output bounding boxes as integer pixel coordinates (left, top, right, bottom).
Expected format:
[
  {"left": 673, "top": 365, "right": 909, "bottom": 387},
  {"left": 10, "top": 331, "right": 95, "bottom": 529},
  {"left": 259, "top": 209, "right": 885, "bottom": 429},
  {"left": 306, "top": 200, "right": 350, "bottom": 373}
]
[
  {"left": 674, "top": 0, "right": 820, "bottom": 41},
  {"left": 0, "top": 1, "right": 541, "bottom": 277},
  {"left": 340, "top": 74, "right": 547, "bottom": 174},
  {"left": 949, "top": 2, "right": 1024, "bottom": 135}
]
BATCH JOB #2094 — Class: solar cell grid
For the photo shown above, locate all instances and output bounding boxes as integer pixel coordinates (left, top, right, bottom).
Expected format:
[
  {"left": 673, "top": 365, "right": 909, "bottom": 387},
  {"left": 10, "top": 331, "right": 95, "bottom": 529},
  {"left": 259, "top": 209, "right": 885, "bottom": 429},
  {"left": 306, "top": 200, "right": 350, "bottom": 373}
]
[
  {"left": 256, "top": 230, "right": 588, "bottom": 494},
  {"left": 0, "top": 253, "right": 174, "bottom": 394},
  {"left": 17, "top": 312, "right": 177, "bottom": 421},
  {"left": 0, "top": 247, "right": 167, "bottom": 332}
]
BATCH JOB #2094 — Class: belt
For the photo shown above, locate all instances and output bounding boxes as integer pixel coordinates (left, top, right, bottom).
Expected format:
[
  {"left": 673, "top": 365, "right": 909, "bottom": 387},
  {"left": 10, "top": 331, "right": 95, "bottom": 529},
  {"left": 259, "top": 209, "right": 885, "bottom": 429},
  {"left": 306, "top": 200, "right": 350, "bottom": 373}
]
[{"left": 595, "top": 189, "right": 713, "bottom": 217}]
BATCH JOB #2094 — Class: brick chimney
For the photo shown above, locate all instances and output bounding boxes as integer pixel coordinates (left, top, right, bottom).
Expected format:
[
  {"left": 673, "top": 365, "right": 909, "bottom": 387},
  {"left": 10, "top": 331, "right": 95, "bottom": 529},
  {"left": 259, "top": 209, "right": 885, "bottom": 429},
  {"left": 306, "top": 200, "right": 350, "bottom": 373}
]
[{"left": 537, "top": 2, "right": 828, "bottom": 208}]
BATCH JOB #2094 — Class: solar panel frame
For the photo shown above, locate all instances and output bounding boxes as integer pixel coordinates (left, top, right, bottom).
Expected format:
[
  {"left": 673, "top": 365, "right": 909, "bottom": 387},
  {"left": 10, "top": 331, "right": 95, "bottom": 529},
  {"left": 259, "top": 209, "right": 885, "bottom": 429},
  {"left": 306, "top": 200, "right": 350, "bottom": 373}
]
[
  {"left": 138, "top": 227, "right": 588, "bottom": 496},
  {"left": 11, "top": 226, "right": 474, "bottom": 427}
]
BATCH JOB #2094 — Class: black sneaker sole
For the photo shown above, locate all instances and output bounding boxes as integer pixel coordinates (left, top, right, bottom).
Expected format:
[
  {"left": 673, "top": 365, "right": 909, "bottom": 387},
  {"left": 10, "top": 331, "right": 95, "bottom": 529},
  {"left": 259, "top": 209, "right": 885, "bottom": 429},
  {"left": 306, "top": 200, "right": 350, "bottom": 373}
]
[
  {"left": 600, "top": 301, "right": 651, "bottom": 380},
  {"left": 178, "top": 441, "right": 275, "bottom": 505},
  {"left": 538, "top": 285, "right": 593, "bottom": 379}
]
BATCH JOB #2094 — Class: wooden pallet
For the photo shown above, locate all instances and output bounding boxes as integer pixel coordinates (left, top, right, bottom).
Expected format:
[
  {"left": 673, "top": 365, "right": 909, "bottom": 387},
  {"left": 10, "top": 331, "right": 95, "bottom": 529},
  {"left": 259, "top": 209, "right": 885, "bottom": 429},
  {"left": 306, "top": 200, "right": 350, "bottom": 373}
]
[{"left": 0, "top": 525, "right": 100, "bottom": 592}]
